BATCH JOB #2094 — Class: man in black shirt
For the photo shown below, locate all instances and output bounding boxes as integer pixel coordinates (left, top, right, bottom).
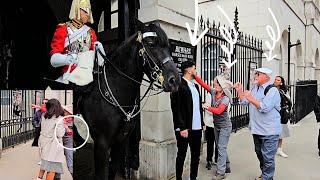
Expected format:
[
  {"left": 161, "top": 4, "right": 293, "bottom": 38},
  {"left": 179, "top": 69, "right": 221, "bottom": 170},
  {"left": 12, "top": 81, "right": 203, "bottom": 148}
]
[{"left": 170, "top": 60, "right": 204, "bottom": 180}]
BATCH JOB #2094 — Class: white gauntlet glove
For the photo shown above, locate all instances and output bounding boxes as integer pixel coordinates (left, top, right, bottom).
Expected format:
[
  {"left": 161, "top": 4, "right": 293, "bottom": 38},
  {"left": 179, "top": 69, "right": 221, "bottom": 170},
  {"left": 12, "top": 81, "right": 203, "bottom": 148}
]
[
  {"left": 51, "top": 53, "right": 78, "bottom": 67},
  {"left": 94, "top": 41, "right": 106, "bottom": 55},
  {"left": 94, "top": 41, "right": 105, "bottom": 66},
  {"left": 318, "top": 122, "right": 320, "bottom": 129}
]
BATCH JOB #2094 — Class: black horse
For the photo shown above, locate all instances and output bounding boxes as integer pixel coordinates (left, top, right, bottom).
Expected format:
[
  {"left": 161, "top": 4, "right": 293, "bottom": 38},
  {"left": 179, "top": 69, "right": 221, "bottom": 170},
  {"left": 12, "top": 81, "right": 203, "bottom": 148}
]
[{"left": 76, "top": 21, "right": 180, "bottom": 180}]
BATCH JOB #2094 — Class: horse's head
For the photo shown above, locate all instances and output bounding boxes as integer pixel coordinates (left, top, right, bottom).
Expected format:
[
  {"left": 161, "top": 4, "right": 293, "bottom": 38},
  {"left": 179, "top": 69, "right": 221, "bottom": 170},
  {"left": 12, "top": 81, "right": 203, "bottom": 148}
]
[{"left": 136, "top": 20, "right": 180, "bottom": 92}]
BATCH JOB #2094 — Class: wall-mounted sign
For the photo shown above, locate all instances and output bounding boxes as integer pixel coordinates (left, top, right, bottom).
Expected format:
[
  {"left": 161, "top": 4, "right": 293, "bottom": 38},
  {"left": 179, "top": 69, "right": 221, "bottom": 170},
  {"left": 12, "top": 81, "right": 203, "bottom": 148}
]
[
  {"left": 169, "top": 39, "right": 197, "bottom": 74},
  {"left": 249, "top": 61, "right": 258, "bottom": 90}
]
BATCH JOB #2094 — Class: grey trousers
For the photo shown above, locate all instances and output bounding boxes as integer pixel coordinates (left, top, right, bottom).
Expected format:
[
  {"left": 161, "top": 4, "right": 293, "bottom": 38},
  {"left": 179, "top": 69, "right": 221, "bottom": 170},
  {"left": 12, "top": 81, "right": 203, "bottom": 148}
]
[
  {"left": 214, "top": 126, "right": 232, "bottom": 175},
  {"left": 63, "top": 136, "right": 73, "bottom": 175}
]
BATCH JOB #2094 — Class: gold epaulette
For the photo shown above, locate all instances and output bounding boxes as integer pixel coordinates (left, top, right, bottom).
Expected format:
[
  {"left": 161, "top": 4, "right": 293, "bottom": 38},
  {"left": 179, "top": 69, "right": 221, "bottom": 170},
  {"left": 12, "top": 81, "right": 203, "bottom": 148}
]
[{"left": 68, "top": 19, "right": 84, "bottom": 29}]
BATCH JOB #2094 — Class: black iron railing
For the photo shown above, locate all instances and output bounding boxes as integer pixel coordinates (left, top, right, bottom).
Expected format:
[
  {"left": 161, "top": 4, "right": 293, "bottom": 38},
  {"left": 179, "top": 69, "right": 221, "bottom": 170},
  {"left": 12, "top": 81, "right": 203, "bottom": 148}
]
[
  {"left": 289, "top": 80, "right": 318, "bottom": 124},
  {"left": 1, "top": 90, "right": 44, "bottom": 149},
  {"left": 0, "top": 117, "right": 34, "bottom": 149}
]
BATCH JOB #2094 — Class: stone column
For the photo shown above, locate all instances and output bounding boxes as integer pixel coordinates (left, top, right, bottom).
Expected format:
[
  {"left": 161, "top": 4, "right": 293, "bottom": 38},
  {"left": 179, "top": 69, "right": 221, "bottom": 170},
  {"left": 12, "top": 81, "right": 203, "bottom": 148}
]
[
  {"left": 296, "top": 61, "right": 305, "bottom": 82},
  {"left": 138, "top": 0, "right": 194, "bottom": 179},
  {"left": 305, "top": 62, "right": 315, "bottom": 80}
]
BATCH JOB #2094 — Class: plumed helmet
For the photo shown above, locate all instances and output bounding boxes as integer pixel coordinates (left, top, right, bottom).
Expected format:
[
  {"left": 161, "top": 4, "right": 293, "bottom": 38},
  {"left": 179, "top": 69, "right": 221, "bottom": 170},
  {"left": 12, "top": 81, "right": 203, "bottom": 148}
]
[{"left": 69, "top": 0, "right": 94, "bottom": 24}]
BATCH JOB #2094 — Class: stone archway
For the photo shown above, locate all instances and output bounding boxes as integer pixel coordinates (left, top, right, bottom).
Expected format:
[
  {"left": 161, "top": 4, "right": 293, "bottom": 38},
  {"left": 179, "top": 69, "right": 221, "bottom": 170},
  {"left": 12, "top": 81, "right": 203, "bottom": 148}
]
[
  {"left": 279, "top": 45, "right": 283, "bottom": 74},
  {"left": 295, "top": 39, "right": 303, "bottom": 81},
  {"left": 280, "top": 30, "right": 288, "bottom": 79}
]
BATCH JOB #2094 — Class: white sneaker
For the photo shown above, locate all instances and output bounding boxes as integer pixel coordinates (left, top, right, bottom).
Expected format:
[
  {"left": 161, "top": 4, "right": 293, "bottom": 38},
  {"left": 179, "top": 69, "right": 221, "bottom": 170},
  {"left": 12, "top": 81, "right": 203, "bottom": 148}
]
[
  {"left": 38, "top": 161, "right": 41, "bottom": 165},
  {"left": 277, "top": 149, "right": 288, "bottom": 158},
  {"left": 255, "top": 174, "right": 262, "bottom": 180}
]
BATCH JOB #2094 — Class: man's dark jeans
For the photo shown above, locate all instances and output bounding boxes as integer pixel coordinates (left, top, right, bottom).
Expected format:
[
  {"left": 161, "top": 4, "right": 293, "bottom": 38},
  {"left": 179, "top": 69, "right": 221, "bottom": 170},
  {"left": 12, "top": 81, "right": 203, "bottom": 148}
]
[
  {"left": 253, "top": 134, "right": 279, "bottom": 180},
  {"left": 175, "top": 130, "right": 202, "bottom": 180}
]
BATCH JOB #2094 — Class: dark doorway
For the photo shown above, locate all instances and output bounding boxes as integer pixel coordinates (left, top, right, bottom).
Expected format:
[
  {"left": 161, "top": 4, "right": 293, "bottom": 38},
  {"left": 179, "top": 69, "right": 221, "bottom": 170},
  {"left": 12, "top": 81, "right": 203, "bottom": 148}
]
[{"left": 0, "top": 1, "right": 58, "bottom": 89}]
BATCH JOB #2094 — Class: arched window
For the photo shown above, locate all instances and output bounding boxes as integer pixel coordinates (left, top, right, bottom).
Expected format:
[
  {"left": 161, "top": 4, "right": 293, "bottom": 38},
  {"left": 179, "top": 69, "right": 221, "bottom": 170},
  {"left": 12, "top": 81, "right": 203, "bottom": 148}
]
[{"left": 201, "top": 43, "right": 223, "bottom": 82}]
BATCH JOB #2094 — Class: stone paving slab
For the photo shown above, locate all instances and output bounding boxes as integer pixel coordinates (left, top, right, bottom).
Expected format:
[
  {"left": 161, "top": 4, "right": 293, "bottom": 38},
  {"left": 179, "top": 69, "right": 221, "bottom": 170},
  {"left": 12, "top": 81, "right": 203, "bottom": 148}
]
[{"left": 0, "top": 141, "right": 72, "bottom": 180}]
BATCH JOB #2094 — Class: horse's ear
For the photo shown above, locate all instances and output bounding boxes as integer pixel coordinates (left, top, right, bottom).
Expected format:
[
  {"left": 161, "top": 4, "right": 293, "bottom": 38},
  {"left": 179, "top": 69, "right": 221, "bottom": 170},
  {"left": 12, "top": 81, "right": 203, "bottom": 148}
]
[
  {"left": 135, "top": 18, "right": 145, "bottom": 31},
  {"left": 152, "top": 21, "right": 161, "bottom": 28}
]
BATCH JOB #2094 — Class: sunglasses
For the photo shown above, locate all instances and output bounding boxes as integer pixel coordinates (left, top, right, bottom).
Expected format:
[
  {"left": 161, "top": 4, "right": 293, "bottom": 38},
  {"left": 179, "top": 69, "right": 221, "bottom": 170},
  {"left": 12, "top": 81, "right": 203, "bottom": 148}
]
[{"left": 255, "top": 72, "right": 264, "bottom": 76}]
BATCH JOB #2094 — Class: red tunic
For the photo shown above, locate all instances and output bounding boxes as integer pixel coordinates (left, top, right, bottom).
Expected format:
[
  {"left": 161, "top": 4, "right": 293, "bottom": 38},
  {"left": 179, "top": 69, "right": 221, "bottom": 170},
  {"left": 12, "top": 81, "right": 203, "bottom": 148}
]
[{"left": 50, "top": 23, "right": 97, "bottom": 74}]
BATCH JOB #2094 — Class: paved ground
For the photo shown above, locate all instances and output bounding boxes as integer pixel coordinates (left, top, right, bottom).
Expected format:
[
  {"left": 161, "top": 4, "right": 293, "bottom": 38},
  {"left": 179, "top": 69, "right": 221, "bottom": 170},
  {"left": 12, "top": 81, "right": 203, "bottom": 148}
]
[
  {"left": 182, "top": 112, "right": 320, "bottom": 180},
  {"left": 1, "top": 112, "right": 319, "bottom": 180},
  {"left": 0, "top": 141, "right": 72, "bottom": 180}
]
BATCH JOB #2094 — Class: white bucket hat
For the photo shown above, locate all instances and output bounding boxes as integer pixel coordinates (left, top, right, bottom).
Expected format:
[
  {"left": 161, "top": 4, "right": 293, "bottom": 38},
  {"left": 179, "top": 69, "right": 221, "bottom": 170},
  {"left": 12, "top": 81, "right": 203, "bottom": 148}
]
[
  {"left": 62, "top": 105, "right": 73, "bottom": 115},
  {"left": 215, "top": 74, "right": 233, "bottom": 101},
  {"left": 254, "top": 67, "right": 273, "bottom": 76}
]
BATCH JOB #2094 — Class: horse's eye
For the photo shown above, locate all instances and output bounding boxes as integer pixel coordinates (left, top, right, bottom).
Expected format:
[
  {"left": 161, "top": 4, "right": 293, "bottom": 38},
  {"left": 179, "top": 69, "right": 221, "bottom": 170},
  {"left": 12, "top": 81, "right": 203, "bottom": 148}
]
[{"left": 147, "top": 41, "right": 155, "bottom": 48}]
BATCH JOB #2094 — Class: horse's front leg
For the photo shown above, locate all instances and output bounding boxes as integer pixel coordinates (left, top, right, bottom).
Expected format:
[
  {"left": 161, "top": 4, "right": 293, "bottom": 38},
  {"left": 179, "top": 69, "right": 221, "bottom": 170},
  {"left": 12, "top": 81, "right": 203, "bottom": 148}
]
[
  {"left": 109, "top": 123, "right": 136, "bottom": 180},
  {"left": 108, "top": 142, "right": 125, "bottom": 180},
  {"left": 94, "top": 135, "right": 110, "bottom": 180}
]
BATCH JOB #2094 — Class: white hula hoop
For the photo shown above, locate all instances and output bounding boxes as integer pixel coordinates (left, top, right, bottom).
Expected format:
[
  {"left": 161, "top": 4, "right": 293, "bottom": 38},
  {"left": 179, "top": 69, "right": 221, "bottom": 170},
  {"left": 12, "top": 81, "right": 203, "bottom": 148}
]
[{"left": 54, "top": 115, "right": 90, "bottom": 151}]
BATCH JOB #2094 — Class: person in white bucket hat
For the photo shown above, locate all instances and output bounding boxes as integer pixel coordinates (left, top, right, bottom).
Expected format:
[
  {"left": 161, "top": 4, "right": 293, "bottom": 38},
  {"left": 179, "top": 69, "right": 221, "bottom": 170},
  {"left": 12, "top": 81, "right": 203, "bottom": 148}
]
[
  {"left": 195, "top": 71, "right": 233, "bottom": 180},
  {"left": 234, "top": 67, "right": 281, "bottom": 180}
]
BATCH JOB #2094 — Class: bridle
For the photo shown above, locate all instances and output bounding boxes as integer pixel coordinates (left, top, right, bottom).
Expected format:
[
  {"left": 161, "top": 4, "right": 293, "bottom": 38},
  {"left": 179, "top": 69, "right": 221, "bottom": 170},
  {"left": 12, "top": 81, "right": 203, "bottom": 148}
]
[
  {"left": 95, "top": 30, "right": 173, "bottom": 121},
  {"left": 136, "top": 31, "right": 173, "bottom": 84}
]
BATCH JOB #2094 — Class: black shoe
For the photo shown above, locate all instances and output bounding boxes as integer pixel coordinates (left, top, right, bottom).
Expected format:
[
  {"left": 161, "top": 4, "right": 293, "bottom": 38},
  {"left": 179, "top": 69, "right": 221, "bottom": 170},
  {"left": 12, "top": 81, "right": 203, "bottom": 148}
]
[
  {"left": 206, "top": 161, "right": 212, "bottom": 170},
  {"left": 225, "top": 167, "right": 231, "bottom": 173},
  {"left": 212, "top": 173, "right": 226, "bottom": 180}
]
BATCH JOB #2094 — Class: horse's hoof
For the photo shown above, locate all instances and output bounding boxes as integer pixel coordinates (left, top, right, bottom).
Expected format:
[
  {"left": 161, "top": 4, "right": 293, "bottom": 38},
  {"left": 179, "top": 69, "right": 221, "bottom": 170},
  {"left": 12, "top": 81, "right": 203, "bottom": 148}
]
[
  {"left": 131, "top": 169, "right": 139, "bottom": 180},
  {"left": 123, "top": 167, "right": 131, "bottom": 179}
]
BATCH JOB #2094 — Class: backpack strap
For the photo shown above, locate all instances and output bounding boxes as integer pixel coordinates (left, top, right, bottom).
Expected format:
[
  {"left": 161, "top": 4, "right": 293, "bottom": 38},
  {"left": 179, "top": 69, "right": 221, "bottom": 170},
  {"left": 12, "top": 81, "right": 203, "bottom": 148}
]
[
  {"left": 263, "top": 84, "right": 280, "bottom": 113},
  {"left": 264, "top": 84, "right": 276, "bottom": 95}
]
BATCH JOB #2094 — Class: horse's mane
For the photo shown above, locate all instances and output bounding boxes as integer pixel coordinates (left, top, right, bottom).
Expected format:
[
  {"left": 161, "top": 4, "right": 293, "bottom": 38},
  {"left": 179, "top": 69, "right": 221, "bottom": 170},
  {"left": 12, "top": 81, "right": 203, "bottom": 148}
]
[{"left": 109, "top": 33, "right": 138, "bottom": 60}]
